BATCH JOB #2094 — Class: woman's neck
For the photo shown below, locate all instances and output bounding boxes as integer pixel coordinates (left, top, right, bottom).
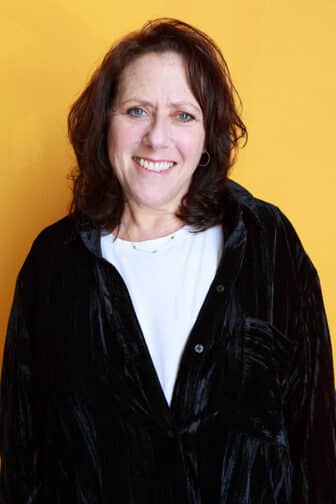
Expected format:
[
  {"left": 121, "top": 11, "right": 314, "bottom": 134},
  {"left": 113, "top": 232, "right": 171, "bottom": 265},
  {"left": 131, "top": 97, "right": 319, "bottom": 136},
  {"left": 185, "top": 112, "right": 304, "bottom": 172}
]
[{"left": 117, "top": 204, "right": 185, "bottom": 242}]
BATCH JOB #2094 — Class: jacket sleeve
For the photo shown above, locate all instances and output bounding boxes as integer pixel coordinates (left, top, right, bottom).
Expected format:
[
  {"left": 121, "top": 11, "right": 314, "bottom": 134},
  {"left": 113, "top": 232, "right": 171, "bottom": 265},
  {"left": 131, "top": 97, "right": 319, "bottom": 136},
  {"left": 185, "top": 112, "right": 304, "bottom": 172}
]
[
  {"left": 285, "top": 257, "right": 336, "bottom": 503},
  {"left": 0, "top": 251, "right": 41, "bottom": 503}
]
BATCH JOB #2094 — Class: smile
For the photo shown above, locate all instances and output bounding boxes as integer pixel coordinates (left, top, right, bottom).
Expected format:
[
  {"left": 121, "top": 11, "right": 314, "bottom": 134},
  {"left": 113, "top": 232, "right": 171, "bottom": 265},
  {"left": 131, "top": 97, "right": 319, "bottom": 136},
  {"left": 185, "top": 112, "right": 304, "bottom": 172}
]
[{"left": 133, "top": 156, "right": 176, "bottom": 172}]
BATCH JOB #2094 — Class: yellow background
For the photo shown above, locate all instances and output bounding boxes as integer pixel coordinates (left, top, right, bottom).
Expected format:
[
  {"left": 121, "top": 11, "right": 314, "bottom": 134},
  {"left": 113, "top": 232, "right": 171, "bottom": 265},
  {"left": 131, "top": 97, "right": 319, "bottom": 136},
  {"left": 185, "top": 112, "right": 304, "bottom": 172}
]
[{"left": 1, "top": 1, "right": 335, "bottom": 370}]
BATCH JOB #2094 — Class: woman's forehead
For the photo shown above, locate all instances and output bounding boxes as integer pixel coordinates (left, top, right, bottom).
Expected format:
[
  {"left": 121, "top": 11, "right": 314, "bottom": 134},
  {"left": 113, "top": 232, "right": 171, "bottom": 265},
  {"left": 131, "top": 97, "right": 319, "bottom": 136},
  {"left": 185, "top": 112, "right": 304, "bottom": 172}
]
[{"left": 116, "top": 51, "right": 199, "bottom": 105}]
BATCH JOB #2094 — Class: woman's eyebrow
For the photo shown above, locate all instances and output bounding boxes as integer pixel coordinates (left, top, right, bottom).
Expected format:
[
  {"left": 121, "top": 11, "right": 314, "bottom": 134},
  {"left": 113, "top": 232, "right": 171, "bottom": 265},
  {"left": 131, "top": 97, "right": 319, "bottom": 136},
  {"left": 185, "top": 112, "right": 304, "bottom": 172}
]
[
  {"left": 120, "top": 98, "right": 154, "bottom": 107},
  {"left": 120, "top": 98, "right": 202, "bottom": 114},
  {"left": 170, "top": 101, "right": 202, "bottom": 114}
]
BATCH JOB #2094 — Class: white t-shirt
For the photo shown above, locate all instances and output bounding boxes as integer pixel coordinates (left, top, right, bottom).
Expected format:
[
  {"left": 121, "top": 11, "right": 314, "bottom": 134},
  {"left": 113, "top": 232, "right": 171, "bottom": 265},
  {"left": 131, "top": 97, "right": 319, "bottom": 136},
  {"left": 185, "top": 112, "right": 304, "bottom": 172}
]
[{"left": 101, "top": 224, "right": 223, "bottom": 405}]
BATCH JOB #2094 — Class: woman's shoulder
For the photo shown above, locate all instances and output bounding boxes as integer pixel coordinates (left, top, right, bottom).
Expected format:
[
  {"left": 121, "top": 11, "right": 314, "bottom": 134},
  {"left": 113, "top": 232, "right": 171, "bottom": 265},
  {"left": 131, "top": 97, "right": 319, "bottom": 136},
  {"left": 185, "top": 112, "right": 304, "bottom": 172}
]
[
  {"left": 227, "top": 179, "right": 292, "bottom": 224},
  {"left": 29, "top": 215, "right": 79, "bottom": 255},
  {"left": 17, "top": 216, "right": 83, "bottom": 281},
  {"left": 226, "top": 179, "right": 317, "bottom": 281},
  {"left": 227, "top": 179, "right": 304, "bottom": 242}
]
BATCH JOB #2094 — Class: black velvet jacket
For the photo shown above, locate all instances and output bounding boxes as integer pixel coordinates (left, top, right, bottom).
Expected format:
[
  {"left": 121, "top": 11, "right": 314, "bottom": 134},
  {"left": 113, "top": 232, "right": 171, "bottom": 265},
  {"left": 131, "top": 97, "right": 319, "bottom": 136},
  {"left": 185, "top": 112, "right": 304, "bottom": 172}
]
[{"left": 0, "top": 180, "right": 335, "bottom": 503}]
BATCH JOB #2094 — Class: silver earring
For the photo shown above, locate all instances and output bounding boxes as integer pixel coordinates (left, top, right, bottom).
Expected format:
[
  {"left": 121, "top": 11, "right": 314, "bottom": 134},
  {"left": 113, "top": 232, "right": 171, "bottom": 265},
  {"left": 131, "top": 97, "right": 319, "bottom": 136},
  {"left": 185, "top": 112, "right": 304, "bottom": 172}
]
[{"left": 199, "top": 151, "right": 211, "bottom": 167}]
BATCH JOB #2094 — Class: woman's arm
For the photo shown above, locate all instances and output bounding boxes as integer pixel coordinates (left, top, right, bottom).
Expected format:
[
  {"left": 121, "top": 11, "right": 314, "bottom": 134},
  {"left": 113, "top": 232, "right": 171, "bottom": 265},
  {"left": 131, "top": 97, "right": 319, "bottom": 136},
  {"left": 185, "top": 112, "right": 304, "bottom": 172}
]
[
  {"left": 285, "top": 263, "right": 336, "bottom": 502},
  {"left": 0, "top": 253, "right": 41, "bottom": 503}
]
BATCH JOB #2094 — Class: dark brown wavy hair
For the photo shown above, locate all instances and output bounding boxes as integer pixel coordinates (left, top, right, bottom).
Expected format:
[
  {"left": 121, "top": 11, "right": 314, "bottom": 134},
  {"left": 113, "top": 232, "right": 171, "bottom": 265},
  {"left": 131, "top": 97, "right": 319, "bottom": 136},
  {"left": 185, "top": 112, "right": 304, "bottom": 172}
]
[{"left": 68, "top": 18, "right": 247, "bottom": 231}]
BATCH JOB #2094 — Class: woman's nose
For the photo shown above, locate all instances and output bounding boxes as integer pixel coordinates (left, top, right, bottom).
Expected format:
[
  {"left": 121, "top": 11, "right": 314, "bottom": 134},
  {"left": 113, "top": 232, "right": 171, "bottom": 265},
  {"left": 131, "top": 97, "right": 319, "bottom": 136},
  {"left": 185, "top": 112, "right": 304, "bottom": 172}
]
[{"left": 143, "top": 115, "right": 170, "bottom": 149}]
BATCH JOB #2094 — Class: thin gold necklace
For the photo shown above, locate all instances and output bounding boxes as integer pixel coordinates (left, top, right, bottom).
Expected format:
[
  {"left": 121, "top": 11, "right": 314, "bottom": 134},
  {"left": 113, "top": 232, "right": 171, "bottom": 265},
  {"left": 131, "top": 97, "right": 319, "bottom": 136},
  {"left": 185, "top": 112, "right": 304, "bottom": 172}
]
[{"left": 123, "top": 223, "right": 177, "bottom": 254}]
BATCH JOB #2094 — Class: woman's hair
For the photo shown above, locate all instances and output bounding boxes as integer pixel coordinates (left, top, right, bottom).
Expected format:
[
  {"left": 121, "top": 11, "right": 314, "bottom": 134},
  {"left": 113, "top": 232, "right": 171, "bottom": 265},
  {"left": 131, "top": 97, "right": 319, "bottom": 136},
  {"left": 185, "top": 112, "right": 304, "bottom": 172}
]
[{"left": 68, "top": 18, "right": 247, "bottom": 231}]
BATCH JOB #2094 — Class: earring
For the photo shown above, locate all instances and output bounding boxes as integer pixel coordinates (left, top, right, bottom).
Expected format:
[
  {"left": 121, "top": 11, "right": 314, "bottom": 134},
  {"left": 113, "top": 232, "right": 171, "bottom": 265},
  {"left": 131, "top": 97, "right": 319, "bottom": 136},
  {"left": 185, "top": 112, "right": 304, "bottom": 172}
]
[{"left": 199, "top": 151, "right": 211, "bottom": 167}]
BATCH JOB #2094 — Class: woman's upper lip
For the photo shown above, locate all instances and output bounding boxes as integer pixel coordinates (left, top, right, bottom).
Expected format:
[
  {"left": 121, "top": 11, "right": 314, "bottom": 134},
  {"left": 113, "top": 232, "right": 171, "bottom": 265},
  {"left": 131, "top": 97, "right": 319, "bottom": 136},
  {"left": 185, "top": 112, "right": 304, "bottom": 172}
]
[{"left": 133, "top": 155, "right": 176, "bottom": 164}]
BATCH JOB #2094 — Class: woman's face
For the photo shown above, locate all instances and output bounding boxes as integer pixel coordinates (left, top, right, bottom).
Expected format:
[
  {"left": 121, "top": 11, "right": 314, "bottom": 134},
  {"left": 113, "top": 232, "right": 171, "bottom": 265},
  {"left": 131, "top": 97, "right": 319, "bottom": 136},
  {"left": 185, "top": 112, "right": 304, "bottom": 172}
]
[{"left": 107, "top": 51, "right": 206, "bottom": 214}]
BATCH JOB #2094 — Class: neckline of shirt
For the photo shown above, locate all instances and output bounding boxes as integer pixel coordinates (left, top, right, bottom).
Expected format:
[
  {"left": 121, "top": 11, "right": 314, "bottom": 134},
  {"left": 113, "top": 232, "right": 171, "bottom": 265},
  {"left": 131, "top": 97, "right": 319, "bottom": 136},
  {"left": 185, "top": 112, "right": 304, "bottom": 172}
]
[{"left": 101, "top": 224, "right": 195, "bottom": 253}]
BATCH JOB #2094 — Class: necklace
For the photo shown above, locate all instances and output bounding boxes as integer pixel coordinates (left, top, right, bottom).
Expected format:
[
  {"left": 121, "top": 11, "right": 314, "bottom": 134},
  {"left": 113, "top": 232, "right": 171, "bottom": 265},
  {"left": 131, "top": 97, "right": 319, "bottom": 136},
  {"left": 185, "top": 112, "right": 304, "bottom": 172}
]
[{"left": 123, "top": 223, "right": 177, "bottom": 254}]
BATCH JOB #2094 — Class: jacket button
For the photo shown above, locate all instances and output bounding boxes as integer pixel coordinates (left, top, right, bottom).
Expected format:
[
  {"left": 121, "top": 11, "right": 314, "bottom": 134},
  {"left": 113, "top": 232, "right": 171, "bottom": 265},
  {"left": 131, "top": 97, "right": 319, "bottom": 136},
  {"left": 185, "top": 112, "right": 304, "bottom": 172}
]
[
  {"left": 194, "top": 344, "right": 204, "bottom": 354},
  {"left": 216, "top": 284, "right": 225, "bottom": 293}
]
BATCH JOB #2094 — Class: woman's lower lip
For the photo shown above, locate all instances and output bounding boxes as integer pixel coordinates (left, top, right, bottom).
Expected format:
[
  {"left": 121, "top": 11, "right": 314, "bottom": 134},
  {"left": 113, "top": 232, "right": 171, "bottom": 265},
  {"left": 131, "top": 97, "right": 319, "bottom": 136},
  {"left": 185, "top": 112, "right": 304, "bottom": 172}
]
[{"left": 133, "top": 158, "right": 175, "bottom": 175}]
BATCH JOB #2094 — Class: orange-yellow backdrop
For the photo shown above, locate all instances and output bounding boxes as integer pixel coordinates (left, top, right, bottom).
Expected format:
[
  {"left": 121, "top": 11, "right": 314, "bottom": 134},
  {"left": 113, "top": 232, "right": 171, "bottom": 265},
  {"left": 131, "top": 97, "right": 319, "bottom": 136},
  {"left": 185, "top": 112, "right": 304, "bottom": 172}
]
[{"left": 1, "top": 0, "right": 335, "bottom": 370}]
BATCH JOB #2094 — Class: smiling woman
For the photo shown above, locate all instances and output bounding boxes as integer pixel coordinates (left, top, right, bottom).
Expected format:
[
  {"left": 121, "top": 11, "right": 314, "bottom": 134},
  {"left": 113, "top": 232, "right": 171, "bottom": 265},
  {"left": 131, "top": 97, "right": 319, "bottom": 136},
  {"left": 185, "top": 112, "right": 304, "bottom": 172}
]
[
  {"left": 68, "top": 18, "right": 246, "bottom": 238},
  {"left": 0, "top": 17, "right": 335, "bottom": 504}
]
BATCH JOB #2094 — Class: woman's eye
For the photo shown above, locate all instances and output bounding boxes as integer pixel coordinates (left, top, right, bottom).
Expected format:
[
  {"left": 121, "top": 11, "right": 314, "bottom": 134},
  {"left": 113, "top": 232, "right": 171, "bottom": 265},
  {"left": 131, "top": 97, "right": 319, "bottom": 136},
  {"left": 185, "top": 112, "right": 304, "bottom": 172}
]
[
  {"left": 127, "top": 107, "right": 145, "bottom": 117},
  {"left": 177, "top": 111, "right": 194, "bottom": 122}
]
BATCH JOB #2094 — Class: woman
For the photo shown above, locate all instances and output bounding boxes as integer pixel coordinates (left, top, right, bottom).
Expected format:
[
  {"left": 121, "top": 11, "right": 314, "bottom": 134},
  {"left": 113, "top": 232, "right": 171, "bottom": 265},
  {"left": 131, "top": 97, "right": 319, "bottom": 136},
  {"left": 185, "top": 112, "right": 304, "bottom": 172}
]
[{"left": 0, "top": 18, "right": 335, "bottom": 503}]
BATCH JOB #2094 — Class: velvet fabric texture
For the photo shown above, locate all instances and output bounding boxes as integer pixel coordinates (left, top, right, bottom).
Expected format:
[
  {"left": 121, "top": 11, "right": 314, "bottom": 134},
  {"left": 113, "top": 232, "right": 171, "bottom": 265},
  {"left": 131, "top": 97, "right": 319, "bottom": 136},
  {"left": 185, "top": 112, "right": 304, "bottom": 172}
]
[{"left": 0, "top": 180, "right": 335, "bottom": 503}]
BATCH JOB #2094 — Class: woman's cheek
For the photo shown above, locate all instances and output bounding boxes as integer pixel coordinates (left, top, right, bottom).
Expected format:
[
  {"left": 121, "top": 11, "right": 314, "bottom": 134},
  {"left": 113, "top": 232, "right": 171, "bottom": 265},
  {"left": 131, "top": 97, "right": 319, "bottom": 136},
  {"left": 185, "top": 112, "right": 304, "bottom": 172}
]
[
  {"left": 176, "top": 128, "right": 205, "bottom": 159},
  {"left": 109, "top": 120, "right": 142, "bottom": 150}
]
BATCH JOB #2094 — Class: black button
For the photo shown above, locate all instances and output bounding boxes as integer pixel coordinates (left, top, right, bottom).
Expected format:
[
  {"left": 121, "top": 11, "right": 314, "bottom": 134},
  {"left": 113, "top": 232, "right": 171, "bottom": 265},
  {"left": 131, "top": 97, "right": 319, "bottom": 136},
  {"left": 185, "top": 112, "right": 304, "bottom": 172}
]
[
  {"left": 194, "top": 344, "right": 204, "bottom": 354},
  {"left": 215, "top": 284, "right": 225, "bottom": 293}
]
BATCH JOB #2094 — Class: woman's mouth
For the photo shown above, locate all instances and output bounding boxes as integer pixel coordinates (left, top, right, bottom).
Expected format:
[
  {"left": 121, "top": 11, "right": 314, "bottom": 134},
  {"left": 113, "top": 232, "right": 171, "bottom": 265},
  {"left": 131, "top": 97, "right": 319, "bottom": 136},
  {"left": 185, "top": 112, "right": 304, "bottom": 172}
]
[{"left": 133, "top": 156, "right": 176, "bottom": 173}]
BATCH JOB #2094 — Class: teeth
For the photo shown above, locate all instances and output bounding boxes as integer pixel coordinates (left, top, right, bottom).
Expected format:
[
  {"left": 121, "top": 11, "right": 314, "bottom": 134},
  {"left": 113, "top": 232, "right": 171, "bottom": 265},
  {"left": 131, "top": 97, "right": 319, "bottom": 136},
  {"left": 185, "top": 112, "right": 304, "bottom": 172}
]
[{"left": 135, "top": 157, "right": 174, "bottom": 172}]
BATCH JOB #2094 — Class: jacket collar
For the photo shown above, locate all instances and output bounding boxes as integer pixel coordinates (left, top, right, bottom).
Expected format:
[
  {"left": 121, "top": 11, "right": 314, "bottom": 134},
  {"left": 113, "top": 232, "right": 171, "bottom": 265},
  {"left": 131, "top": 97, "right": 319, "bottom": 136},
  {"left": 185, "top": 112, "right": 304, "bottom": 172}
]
[{"left": 77, "top": 179, "right": 251, "bottom": 260}]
